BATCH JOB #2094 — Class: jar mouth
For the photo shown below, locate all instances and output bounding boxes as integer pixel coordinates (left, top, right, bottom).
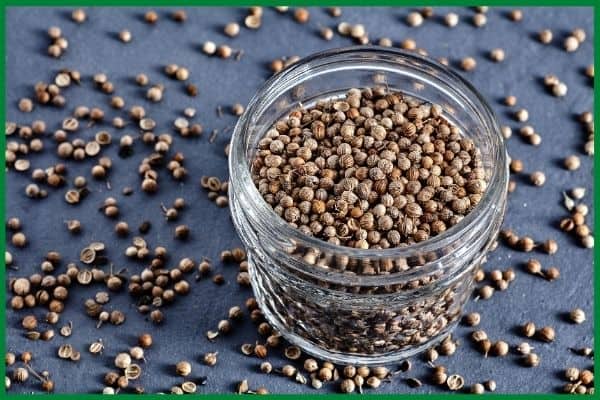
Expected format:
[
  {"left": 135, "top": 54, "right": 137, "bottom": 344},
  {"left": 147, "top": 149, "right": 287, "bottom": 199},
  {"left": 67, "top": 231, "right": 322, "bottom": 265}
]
[{"left": 229, "top": 46, "right": 508, "bottom": 262}]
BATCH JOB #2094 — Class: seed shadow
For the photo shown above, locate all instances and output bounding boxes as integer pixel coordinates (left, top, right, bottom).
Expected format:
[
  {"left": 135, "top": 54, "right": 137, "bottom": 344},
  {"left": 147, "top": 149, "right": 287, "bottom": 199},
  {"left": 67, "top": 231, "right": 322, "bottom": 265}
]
[
  {"left": 33, "top": 28, "right": 51, "bottom": 54},
  {"left": 559, "top": 311, "right": 574, "bottom": 323}
]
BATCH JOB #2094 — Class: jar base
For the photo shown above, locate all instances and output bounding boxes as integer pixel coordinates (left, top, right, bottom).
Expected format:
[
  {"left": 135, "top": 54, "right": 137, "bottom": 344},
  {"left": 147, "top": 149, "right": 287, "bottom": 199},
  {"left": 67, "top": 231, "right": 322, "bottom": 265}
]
[{"left": 250, "top": 254, "right": 460, "bottom": 366}]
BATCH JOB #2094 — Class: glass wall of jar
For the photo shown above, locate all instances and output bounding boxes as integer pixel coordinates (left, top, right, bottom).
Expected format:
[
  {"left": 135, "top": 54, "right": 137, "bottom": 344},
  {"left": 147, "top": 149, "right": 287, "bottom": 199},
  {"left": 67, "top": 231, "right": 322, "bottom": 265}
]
[{"left": 229, "top": 47, "right": 508, "bottom": 365}]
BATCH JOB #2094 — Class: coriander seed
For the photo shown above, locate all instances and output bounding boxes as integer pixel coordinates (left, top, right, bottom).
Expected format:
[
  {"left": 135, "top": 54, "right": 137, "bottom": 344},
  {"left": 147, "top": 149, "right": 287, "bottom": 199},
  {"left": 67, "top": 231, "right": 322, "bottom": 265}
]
[
  {"left": 564, "top": 35, "right": 579, "bottom": 52},
  {"left": 523, "top": 353, "right": 540, "bottom": 367},
  {"left": 569, "top": 308, "right": 586, "bottom": 324},
  {"left": 537, "top": 326, "right": 555, "bottom": 342},
  {"left": 521, "top": 322, "right": 537, "bottom": 338},
  {"left": 564, "top": 155, "right": 581, "bottom": 170},
  {"left": 530, "top": 171, "right": 546, "bottom": 186}
]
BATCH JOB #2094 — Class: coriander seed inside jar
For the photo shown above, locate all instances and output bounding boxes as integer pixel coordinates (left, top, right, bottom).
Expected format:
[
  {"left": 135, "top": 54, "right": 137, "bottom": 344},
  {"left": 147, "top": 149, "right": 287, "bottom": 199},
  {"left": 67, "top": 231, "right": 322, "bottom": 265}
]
[{"left": 229, "top": 47, "right": 508, "bottom": 365}]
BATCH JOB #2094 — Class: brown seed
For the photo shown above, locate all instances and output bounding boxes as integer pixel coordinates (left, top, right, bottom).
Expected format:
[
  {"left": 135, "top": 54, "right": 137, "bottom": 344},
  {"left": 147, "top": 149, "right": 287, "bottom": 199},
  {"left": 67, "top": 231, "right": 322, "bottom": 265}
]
[
  {"left": 537, "top": 326, "right": 555, "bottom": 342},
  {"left": 254, "top": 344, "right": 267, "bottom": 358},
  {"left": 138, "top": 333, "right": 153, "bottom": 348},
  {"left": 523, "top": 353, "right": 540, "bottom": 367},
  {"left": 492, "top": 341, "right": 509, "bottom": 357},
  {"left": 463, "top": 312, "right": 481, "bottom": 326},
  {"left": 522, "top": 322, "right": 536, "bottom": 337},
  {"left": 340, "top": 378, "right": 355, "bottom": 393},
  {"left": 564, "top": 155, "right": 581, "bottom": 170},
  {"left": 579, "top": 370, "right": 594, "bottom": 385},
  {"left": 569, "top": 308, "right": 586, "bottom": 324},
  {"left": 175, "top": 360, "right": 191, "bottom": 376},
  {"left": 447, "top": 374, "right": 464, "bottom": 391},
  {"left": 293, "top": 8, "right": 310, "bottom": 23},
  {"left": 544, "top": 266, "right": 560, "bottom": 281}
]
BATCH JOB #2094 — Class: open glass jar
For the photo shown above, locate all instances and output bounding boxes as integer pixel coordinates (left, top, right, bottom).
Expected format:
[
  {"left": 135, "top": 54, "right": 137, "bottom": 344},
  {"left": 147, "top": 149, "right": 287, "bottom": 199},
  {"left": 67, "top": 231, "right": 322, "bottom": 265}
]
[{"left": 229, "top": 47, "right": 508, "bottom": 365}]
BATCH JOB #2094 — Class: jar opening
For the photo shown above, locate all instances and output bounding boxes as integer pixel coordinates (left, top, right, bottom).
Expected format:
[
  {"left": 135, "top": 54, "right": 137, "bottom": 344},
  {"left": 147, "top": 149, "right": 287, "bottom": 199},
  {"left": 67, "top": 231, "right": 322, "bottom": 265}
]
[{"left": 230, "top": 46, "right": 508, "bottom": 266}]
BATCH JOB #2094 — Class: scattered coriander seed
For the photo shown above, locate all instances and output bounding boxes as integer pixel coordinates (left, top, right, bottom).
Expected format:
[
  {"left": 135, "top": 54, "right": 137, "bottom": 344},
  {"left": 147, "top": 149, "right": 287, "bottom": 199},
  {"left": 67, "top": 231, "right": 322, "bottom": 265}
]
[
  {"left": 508, "top": 9, "right": 523, "bottom": 21},
  {"left": 18, "top": 98, "right": 34, "bottom": 112},
  {"left": 565, "top": 367, "right": 580, "bottom": 382},
  {"left": 571, "top": 187, "right": 586, "bottom": 200},
  {"left": 13, "top": 367, "right": 29, "bottom": 382},
  {"left": 537, "top": 326, "right": 555, "bottom": 342},
  {"left": 564, "top": 155, "right": 581, "bottom": 170},
  {"left": 489, "top": 48, "right": 505, "bottom": 62},
  {"left": 581, "top": 235, "right": 594, "bottom": 248},
  {"left": 216, "top": 45, "right": 232, "bottom": 59},
  {"left": 478, "top": 285, "right": 494, "bottom": 299},
  {"left": 172, "top": 10, "right": 187, "bottom": 22},
  {"left": 447, "top": 374, "right": 464, "bottom": 391},
  {"left": 329, "top": 7, "right": 341, "bottom": 17},
  {"left": 237, "top": 379, "right": 249, "bottom": 394},
  {"left": 444, "top": 12, "right": 459, "bottom": 27},
  {"left": 522, "top": 322, "right": 536, "bottom": 337},
  {"left": 406, "top": 11, "right": 423, "bottom": 27},
  {"left": 515, "top": 108, "right": 529, "bottom": 122},
  {"left": 564, "top": 35, "right": 579, "bottom": 52},
  {"left": 71, "top": 8, "right": 86, "bottom": 23},
  {"left": 530, "top": 171, "right": 546, "bottom": 186},
  {"left": 552, "top": 82, "right": 568, "bottom": 97},
  {"left": 463, "top": 312, "right": 481, "bottom": 326},
  {"left": 244, "top": 15, "right": 261, "bottom": 29},
  {"left": 579, "top": 370, "right": 594, "bottom": 385},
  {"left": 569, "top": 308, "right": 586, "bottom": 324},
  {"left": 203, "top": 352, "right": 218, "bottom": 366},
  {"left": 293, "top": 8, "right": 310, "bottom": 23},
  {"left": 254, "top": 344, "right": 267, "bottom": 358},
  {"left": 539, "top": 29, "right": 553, "bottom": 44},
  {"left": 460, "top": 57, "right": 477, "bottom": 71},
  {"left": 176, "top": 361, "right": 192, "bottom": 376},
  {"left": 284, "top": 345, "right": 301, "bottom": 360},
  {"left": 473, "top": 13, "right": 487, "bottom": 27},
  {"left": 340, "top": 378, "right": 355, "bottom": 393},
  {"left": 585, "top": 64, "right": 594, "bottom": 78},
  {"left": 523, "top": 353, "right": 540, "bottom": 367},
  {"left": 115, "top": 353, "right": 131, "bottom": 369},
  {"left": 492, "top": 341, "right": 509, "bottom": 357},
  {"left": 119, "top": 30, "right": 132, "bottom": 43},
  {"left": 260, "top": 361, "right": 272, "bottom": 374},
  {"left": 320, "top": 27, "right": 334, "bottom": 40},
  {"left": 471, "top": 383, "right": 485, "bottom": 394},
  {"left": 431, "top": 367, "right": 447, "bottom": 385},
  {"left": 544, "top": 266, "right": 560, "bottom": 281},
  {"left": 223, "top": 22, "right": 240, "bottom": 37},
  {"left": 516, "top": 342, "right": 532, "bottom": 355}
]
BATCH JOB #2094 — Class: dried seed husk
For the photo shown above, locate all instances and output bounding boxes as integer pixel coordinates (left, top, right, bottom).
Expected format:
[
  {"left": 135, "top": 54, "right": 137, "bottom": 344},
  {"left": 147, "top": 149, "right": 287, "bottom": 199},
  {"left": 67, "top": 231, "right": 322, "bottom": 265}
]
[
  {"left": 182, "top": 381, "right": 197, "bottom": 393},
  {"left": 58, "top": 344, "right": 73, "bottom": 359},
  {"left": 125, "top": 364, "right": 142, "bottom": 380},
  {"left": 89, "top": 341, "right": 104, "bottom": 354},
  {"left": 80, "top": 248, "right": 96, "bottom": 264},
  {"left": 284, "top": 345, "right": 301, "bottom": 360},
  {"left": 447, "top": 374, "right": 464, "bottom": 390}
]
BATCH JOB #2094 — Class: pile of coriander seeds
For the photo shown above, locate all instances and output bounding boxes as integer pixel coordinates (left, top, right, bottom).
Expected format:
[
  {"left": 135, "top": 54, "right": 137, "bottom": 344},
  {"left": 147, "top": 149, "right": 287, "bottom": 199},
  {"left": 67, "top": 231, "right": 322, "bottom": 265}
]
[
  {"left": 252, "top": 87, "right": 488, "bottom": 250},
  {"left": 5, "top": 6, "right": 594, "bottom": 394}
]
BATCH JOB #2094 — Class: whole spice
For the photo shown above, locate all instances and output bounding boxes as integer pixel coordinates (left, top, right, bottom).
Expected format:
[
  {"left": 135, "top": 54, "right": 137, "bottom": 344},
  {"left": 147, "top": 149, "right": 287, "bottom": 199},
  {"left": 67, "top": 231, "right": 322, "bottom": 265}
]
[
  {"left": 176, "top": 361, "right": 192, "bottom": 376},
  {"left": 447, "top": 374, "right": 464, "bottom": 391},
  {"left": 569, "top": 308, "right": 586, "bottom": 324},
  {"left": 537, "top": 326, "right": 555, "bottom": 342}
]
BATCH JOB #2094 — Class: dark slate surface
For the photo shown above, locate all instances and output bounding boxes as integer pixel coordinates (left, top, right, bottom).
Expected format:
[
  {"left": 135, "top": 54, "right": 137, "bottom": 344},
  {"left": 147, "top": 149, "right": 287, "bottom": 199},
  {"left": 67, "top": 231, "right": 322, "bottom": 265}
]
[{"left": 5, "top": 7, "right": 594, "bottom": 394}]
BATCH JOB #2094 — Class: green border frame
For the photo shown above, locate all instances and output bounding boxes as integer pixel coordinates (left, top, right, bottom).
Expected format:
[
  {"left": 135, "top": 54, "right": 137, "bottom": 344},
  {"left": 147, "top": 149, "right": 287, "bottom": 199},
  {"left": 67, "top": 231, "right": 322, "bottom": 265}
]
[{"left": 0, "top": 1, "right": 597, "bottom": 398}]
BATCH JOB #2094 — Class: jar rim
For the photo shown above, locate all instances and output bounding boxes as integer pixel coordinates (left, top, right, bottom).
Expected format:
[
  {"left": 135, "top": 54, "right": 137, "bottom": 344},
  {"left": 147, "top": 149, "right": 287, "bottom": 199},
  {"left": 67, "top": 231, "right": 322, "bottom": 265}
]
[{"left": 229, "top": 46, "right": 508, "bottom": 262}]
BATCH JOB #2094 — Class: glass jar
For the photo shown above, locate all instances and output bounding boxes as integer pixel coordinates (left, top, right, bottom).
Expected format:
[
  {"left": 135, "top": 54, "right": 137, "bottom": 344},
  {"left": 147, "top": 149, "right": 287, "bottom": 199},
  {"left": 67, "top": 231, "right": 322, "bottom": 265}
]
[{"left": 229, "top": 47, "right": 508, "bottom": 365}]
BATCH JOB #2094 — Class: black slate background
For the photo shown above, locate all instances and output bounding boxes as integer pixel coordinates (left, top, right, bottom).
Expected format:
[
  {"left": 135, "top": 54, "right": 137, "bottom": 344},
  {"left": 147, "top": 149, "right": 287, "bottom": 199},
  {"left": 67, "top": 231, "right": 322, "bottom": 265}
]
[{"left": 5, "top": 6, "right": 594, "bottom": 394}]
